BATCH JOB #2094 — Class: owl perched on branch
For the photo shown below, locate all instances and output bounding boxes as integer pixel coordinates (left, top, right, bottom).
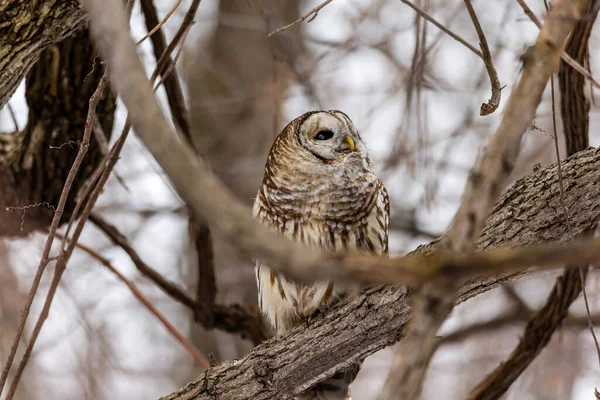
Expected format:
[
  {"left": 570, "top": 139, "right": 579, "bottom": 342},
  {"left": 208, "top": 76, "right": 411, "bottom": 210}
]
[{"left": 253, "top": 110, "right": 389, "bottom": 400}]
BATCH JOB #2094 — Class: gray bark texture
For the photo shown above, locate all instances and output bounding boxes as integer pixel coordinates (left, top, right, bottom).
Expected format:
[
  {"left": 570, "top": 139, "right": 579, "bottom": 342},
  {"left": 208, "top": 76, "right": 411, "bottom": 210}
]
[
  {"left": 161, "top": 147, "right": 600, "bottom": 399},
  {"left": 0, "top": 0, "right": 86, "bottom": 108}
]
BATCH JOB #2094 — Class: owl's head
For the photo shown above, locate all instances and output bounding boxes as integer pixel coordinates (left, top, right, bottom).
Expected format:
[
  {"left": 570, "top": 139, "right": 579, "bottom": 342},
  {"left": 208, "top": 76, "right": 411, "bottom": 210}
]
[
  {"left": 294, "top": 110, "right": 368, "bottom": 163},
  {"left": 262, "top": 110, "right": 379, "bottom": 211}
]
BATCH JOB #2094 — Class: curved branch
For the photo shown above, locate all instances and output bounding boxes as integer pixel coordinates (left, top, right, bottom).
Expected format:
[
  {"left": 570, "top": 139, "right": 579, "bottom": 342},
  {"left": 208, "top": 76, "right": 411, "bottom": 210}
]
[{"left": 463, "top": 0, "right": 502, "bottom": 116}]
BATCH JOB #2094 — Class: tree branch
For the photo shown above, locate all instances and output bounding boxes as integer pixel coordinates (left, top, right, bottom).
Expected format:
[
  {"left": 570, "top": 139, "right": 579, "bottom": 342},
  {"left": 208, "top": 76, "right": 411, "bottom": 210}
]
[
  {"left": 90, "top": 213, "right": 269, "bottom": 345},
  {"left": 463, "top": 0, "right": 502, "bottom": 116},
  {"left": 158, "top": 143, "right": 600, "bottom": 398},
  {"left": 0, "top": 0, "right": 87, "bottom": 108}
]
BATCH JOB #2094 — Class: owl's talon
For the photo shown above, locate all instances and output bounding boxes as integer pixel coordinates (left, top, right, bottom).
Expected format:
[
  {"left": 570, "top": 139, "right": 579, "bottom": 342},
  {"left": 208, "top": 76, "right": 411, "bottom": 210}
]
[{"left": 305, "top": 315, "right": 310, "bottom": 328}]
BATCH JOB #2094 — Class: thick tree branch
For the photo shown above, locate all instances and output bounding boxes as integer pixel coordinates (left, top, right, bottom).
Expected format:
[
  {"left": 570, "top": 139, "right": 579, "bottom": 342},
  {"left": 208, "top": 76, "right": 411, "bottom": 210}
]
[
  {"left": 159, "top": 145, "right": 600, "bottom": 399},
  {"left": 0, "top": 0, "right": 86, "bottom": 108}
]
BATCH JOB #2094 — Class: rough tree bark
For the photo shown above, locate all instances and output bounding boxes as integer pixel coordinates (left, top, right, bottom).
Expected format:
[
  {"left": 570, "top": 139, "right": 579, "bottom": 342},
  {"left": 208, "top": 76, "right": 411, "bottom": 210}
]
[
  {"left": 0, "top": 0, "right": 86, "bottom": 108},
  {"left": 162, "top": 146, "right": 600, "bottom": 399},
  {"left": 0, "top": 26, "right": 115, "bottom": 236}
]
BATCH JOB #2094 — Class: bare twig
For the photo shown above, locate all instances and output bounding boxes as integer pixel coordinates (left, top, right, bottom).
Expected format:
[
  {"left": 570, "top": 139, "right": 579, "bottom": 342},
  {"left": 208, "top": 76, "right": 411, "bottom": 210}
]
[
  {"left": 152, "top": 21, "right": 193, "bottom": 91},
  {"left": 139, "top": 0, "right": 193, "bottom": 141},
  {"left": 136, "top": 0, "right": 184, "bottom": 46},
  {"left": 463, "top": 0, "right": 502, "bottom": 115},
  {"left": 268, "top": 0, "right": 334, "bottom": 38},
  {"left": 398, "top": 0, "right": 482, "bottom": 57},
  {"left": 66, "top": 237, "right": 210, "bottom": 369},
  {"left": 1, "top": 70, "right": 110, "bottom": 399},
  {"left": 6, "top": 103, "right": 19, "bottom": 131},
  {"left": 90, "top": 213, "right": 197, "bottom": 306},
  {"left": 90, "top": 212, "right": 268, "bottom": 344}
]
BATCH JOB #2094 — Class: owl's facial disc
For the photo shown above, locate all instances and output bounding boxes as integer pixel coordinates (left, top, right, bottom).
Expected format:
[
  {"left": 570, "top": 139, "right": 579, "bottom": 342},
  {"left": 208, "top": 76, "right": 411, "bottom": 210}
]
[{"left": 297, "top": 112, "right": 361, "bottom": 161}]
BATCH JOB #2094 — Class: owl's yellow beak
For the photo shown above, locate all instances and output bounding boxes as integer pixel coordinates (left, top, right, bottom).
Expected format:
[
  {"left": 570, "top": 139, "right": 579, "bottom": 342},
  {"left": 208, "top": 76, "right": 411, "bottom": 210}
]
[{"left": 345, "top": 136, "right": 355, "bottom": 150}]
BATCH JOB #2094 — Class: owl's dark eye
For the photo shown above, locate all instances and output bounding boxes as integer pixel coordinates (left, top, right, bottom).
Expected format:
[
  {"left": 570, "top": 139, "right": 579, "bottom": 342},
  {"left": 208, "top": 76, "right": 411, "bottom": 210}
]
[{"left": 314, "top": 130, "right": 334, "bottom": 141}]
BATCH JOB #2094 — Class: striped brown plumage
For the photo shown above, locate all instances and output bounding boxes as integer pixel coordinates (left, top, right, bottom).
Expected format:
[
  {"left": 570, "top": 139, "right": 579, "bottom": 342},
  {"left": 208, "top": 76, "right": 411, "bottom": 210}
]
[{"left": 253, "top": 110, "right": 389, "bottom": 400}]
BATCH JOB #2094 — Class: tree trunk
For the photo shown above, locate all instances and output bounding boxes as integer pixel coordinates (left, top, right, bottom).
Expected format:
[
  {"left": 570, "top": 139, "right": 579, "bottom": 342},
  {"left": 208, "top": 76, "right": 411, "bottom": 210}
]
[{"left": 0, "top": 27, "right": 115, "bottom": 236}]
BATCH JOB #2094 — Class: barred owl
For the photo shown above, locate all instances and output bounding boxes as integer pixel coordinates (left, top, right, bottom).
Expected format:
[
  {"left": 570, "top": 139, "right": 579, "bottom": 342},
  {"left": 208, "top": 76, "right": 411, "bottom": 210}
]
[{"left": 253, "top": 110, "right": 389, "bottom": 400}]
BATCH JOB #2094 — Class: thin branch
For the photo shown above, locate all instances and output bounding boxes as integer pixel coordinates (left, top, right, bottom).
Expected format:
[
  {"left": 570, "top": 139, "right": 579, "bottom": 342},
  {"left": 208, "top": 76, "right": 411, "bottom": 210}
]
[
  {"left": 136, "top": 0, "right": 184, "bottom": 46},
  {"left": 463, "top": 0, "right": 502, "bottom": 115},
  {"left": 139, "top": 0, "right": 193, "bottom": 141},
  {"left": 152, "top": 21, "right": 192, "bottom": 91},
  {"left": 90, "top": 213, "right": 268, "bottom": 344},
  {"left": 441, "top": 309, "right": 600, "bottom": 344},
  {"left": 268, "top": 0, "right": 335, "bottom": 38},
  {"left": 6, "top": 103, "right": 19, "bottom": 131},
  {"left": 66, "top": 237, "right": 210, "bottom": 369},
  {"left": 2, "top": 69, "right": 110, "bottom": 399},
  {"left": 398, "top": 0, "right": 482, "bottom": 57},
  {"left": 90, "top": 213, "right": 198, "bottom": 306},
  {"left": 467, "top": 3, "right": 600, "bottom": 395},
  {"left": 0, "top": 70, "right": 109, "bottom": 398},
  {"left": 466, "top": 266, "right": 584, "bottom": 400}
]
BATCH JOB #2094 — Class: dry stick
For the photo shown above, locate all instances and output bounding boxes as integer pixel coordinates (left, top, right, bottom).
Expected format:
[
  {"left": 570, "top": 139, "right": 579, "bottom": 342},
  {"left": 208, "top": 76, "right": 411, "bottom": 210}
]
[
  {"left": 378, "top": 1, "right": 590, "bottom": 399},
  {"left": 136, "top": 0, "right": 185, "bottom": 46},
  {"left": 268, "top": 0, "right": 335, "bottom": 38},
  {"left": 0, "top": 70, "right": 109, "bottom": 398},
  {"left": 152, "top": 22, "right": 192, "bottom": 92},
  {"left": 441, "top": 309, "right": 600, "bottom": 345},
  {"left": 6, "top": 103, "right": 19, "bottom": 131},
  {"left": 64, "top": 237, "right": 210, "bottom": 369},
  {"left": 6, "top": 118, "right": 131, "bottom": 400},
  {"left": 139, "top": 0, "right": 192, "bottom": 141},
  {"left": 399, "top": 0, "right": 501, "bottom": 115},
  {"left": 90, "top": 213, "right": 198, "bottom": 307},
  {"left": 5, "top": 122, "right": 127, "bottom": 400},
  {"left": 463, "top": 0, "right": 502, "bottom": 116}
]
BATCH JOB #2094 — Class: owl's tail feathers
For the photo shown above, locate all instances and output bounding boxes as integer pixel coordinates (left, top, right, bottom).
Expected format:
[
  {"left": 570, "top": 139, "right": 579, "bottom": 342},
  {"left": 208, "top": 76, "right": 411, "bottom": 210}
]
[{"left": 296, "top": 364, "right": 360, "bottom": 400}]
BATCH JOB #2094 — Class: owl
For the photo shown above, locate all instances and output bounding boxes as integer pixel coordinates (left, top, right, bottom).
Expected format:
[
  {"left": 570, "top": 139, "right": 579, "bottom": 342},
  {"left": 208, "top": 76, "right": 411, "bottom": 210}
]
[{"left": 253, "top": 110, "right": 390, "bottom": 400}]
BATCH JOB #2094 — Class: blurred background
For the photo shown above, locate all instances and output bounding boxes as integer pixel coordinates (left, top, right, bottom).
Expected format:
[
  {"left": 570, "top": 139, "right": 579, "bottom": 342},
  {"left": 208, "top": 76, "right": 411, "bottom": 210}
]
[{"left": 1, "top": 0, "right": 600, "bottom": 399}]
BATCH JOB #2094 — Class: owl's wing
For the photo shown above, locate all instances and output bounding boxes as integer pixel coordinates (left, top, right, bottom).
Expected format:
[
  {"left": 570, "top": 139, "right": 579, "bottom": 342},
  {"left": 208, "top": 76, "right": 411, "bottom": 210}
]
[{"left": 355, "top": 179, "right": 390, "bottom": 257}]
